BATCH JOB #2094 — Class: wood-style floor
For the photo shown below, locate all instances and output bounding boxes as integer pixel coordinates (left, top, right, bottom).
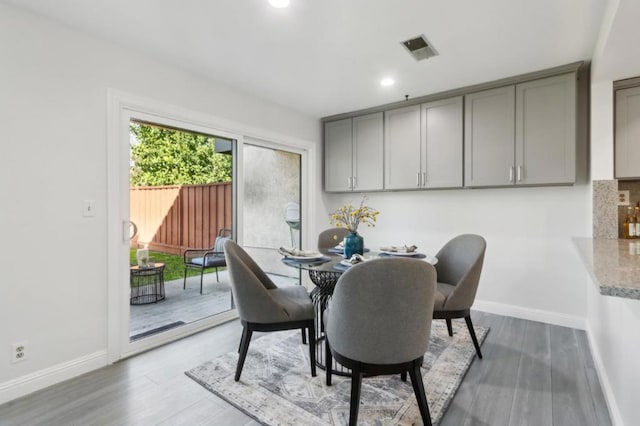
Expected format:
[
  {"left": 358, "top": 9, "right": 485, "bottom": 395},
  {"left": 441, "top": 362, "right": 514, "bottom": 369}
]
[{"left": 0, "top": 311, "right": 611, "bottom": 425}]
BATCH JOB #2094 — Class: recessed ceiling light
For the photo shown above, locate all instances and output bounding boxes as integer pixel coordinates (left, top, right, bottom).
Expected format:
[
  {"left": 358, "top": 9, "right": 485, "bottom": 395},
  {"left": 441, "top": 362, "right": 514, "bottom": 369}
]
[
  {"left": 380, "top": 78, "right": 395, "bottom": 87},
  {"left": 269, "top": 0, "right": 290, "bottom": 8}
]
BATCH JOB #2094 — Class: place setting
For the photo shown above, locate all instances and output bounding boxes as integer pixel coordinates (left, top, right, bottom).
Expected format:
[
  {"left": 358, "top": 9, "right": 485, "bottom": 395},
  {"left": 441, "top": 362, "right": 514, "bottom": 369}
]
[
  {"left": 378, "top": 244, "right": 439, "bottom": 264},
  {"left": 278, "top": 247, "right": 331, "bottom": 265},
  {"left": 327, "top": 241, "right": 370, "bottom": 255}
]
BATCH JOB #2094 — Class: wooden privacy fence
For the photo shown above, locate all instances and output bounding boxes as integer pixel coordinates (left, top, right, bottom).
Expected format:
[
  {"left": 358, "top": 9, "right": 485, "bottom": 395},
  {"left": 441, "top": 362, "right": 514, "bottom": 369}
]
[{"left": 130, "top": 183, "right": 232, "bottom": 255}]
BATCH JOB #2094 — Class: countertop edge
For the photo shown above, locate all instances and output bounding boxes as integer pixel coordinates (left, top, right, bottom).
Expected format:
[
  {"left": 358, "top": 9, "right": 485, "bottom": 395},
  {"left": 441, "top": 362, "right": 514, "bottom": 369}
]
[{"left": 573, "top": 237, "right": 640, "bottom": 301}]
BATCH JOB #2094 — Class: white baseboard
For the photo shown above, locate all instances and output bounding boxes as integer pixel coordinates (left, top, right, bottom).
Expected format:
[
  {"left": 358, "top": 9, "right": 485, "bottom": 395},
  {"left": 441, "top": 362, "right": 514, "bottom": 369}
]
[
  {"left": 0, "top": 351, "right": 108, "bottom": 405},
  {"left": 472, "top": 299, "right": 586, "bottom": 330},
  {"left": 584, "top": 325, "right": 625, "bottom": 426}
]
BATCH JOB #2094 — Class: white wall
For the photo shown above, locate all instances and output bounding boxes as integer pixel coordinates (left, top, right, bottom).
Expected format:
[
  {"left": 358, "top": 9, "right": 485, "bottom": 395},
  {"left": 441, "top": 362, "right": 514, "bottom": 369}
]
[
  {"left": 321, "top": 185, "right": 590, "bottom": 326},
  {"left": 0, "top": 2, "right": 320, "bottom": 397},
  {"left": 584, "top": 1, "right": 640, "bottom": 424},
  {"left": 587, "top": 59, "right": 640, "bottom": 426}
]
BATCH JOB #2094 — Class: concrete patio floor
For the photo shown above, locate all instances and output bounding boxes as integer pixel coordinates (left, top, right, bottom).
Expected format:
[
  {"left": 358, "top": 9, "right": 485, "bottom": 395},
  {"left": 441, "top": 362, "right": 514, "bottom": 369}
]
[{"left": 129, "top": 270, "right": 298, "bottom": 339}]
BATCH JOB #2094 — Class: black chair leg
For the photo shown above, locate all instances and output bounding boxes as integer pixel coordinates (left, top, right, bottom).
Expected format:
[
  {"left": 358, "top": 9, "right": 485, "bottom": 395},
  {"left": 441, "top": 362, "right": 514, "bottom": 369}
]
[
  {"left": 349, "top": 364, "right": 363, "bottom": 426},
  {"left": 446, "top": 318, "right": 453, "bottom": 336},
  {"left": 325, "top": 338, "right": 332, "bottom": 386},
  {"left": 199, "top": 270, "right": 204, "bottom": 295},
  {"left": 308, "top": 322, "right": 316, "bottom": 377},
  {"left": 301, "top": 328, "right": 307, "bottom": 345},
  {"left": 408, "top": 359, "right": 432, "bottom": 426},
  {"left": 215, "top": 267, "right": 219, "bottom": 282},
  {"left": 235, "top": 325, "right": 253, "bottom": 381},
  {"left": 183, "top": 268, "right": 188, "bottom": 290},
  {"left": 400, "top": 371, "right": 407, "bottom": 382},
  {"left": 465, "top": 315, "right": 483, "bottom": 359}
]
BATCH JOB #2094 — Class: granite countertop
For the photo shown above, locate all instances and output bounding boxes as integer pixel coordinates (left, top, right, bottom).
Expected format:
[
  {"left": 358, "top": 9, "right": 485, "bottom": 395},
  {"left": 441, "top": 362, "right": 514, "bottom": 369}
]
[{"left": 574, "top": 238, "right": 640, "bottom": 300}]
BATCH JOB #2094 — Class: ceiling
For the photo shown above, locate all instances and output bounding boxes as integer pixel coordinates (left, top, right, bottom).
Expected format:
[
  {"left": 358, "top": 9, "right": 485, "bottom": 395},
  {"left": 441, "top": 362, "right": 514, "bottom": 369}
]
[{"left": 3, "top": 0, "right": 609, "bottom": 118}]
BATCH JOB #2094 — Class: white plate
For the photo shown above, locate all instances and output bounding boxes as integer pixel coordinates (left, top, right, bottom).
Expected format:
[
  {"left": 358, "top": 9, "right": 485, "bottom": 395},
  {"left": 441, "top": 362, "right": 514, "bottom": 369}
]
[
  {"left": 285, "top": 253, "right": 323, "bottom": 261},
  {"left": 380, "top": 251, "right": 422, "bottom": 257}
]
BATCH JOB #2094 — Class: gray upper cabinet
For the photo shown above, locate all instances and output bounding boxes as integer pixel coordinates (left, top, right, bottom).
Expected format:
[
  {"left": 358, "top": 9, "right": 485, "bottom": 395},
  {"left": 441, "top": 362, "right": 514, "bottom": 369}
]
[
  {"left": 615, "top": 85, "right": 640, "bottom": 179},
  {"left": 464, "top": 86, "right": 516, "bottom": 187},
  {"left": 384, "top": 105, "right": 422, "bottom": 190},
  {"left": 324, "top": 112, "right": 383, "bottom": 192},
  {"left": 422, "top": 97, "right": 463, "bottom": 188},
  {"left": 515, "top": 73, "right": 576, "bottom": 185},
  {"left": 465, "top": 73, "right": 576, "bottom": 187},
  {"left": 325, "top": 65, "right": 581, "bottom": 192},
  {"left": 324, "top": 118, "right": 353, "bottom": 192}
]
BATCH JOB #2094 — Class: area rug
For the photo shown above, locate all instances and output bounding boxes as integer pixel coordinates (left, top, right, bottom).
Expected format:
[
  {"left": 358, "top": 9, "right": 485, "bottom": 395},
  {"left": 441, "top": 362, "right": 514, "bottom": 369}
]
[{"left": 186, "top": 320, "right": 488, "bottom": 425}]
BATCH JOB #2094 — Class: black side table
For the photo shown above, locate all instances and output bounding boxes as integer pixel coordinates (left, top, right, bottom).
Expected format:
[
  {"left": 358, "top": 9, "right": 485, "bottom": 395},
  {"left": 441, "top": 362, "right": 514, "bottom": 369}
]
[{"left": 130, "top": 263, "right": 166, "bottom": 305}]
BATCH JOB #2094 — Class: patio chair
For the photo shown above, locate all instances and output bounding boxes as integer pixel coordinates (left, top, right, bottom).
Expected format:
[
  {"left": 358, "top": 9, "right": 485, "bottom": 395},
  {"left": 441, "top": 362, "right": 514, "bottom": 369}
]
[{"left": 183, "top": 228, "right": 232, "bottom": 294}]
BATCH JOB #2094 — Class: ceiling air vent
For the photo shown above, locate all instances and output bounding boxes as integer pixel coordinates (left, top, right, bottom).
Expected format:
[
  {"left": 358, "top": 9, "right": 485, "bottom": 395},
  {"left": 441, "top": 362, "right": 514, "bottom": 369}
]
[{"left": 401, "top": 35, "right": 438, "bottom": 61}]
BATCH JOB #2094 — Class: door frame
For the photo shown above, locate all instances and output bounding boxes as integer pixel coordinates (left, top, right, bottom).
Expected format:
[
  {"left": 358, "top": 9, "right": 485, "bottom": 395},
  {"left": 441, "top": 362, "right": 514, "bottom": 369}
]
[{"left": 106, "top": 90, "right": 316, "bottom": 362}]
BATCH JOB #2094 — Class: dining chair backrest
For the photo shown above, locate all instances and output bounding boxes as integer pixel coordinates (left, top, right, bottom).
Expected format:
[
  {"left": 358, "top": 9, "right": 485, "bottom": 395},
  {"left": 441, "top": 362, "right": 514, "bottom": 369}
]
[
  {"left": 223, "top": 240, "right": 291, "bottom": 324},
  {"left": 317, "top": 227, "right": 350, "bottom": 253},
  {"left": 326, "top": 257, "right": 436, "bottom": 365},
  {"left": 435, "top": 234, "right": 486, "bottom": 311}
]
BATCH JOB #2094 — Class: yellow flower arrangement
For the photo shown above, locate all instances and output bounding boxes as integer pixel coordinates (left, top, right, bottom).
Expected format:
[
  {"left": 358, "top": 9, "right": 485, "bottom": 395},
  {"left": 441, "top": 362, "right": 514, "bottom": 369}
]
[{"left": 330, "top": 197, "right": 379, "bottom": 233}]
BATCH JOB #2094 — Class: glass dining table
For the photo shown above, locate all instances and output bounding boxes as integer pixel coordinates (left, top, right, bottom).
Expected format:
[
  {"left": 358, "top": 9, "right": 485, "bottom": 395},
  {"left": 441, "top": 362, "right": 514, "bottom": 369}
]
[{"left": 282, "top": 250, "right": 438, "bottom": 376}]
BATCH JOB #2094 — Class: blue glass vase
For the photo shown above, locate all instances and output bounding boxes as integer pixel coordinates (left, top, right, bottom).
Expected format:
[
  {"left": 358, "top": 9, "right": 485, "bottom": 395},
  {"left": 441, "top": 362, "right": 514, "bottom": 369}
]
[{"left": 344, "top": 231, "right": 364, "bottom": 258}]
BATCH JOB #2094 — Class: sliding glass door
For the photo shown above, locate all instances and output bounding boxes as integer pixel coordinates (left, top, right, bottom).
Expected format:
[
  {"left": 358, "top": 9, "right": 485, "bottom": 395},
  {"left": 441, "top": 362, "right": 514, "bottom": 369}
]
[{"left": 242, "top": 143, "right": 301, "bottom": 286}]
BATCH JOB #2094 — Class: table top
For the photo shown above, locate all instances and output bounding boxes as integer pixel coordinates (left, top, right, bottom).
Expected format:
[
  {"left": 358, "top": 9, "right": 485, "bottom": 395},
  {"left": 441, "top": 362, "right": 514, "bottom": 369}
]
[
  {"left": 130, "top": 262, "right": 165, "bottom": 272},
  {"left": 282, "top": 252, "right": 437, "bottom": 274}
]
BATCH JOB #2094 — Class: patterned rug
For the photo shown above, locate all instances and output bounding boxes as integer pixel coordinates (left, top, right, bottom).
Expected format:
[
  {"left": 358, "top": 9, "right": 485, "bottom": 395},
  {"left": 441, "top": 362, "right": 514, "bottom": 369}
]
[{"left": 186, "top": 320, "right": 488, "bottom": 425}]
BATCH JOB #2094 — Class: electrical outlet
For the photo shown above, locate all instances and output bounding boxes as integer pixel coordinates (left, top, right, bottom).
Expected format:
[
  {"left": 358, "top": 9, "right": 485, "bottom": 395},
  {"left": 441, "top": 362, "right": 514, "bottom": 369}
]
[
  {"left": 11, "top": 342, "right": 27, "bottom": 363},
  {"left": 618, "top": 190, "right": 630, "bottom": 206}
]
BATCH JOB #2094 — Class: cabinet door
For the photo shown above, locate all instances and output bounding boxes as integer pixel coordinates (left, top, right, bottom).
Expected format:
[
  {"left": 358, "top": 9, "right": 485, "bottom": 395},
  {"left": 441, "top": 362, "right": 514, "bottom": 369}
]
[
  {"left": 464, "top": 86, "right": 516, "bottom": 187},
  {"left": 422, "top": 97, "right": 463, "bottom": 188},
  {"left": 615, "top": 86, "right": 640, "bottom": 179},
  {"left": 384, "top": 105, "right": 422, "bottom": 190},
  {"left": 515, "top": 73, "right": 576, "bottom": 185},
  {"left": 324, "top": 119, "right": 353, "bottom": 192},
  {"left": 353, "top": 112, "right": 383, "bottom": 191}
]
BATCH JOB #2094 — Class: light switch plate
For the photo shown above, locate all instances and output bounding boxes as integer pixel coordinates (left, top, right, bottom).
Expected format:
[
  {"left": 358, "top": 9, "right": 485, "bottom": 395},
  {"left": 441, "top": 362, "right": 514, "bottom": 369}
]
[{"left": 618, "top": 190, "right": 630, "bottom": 206}]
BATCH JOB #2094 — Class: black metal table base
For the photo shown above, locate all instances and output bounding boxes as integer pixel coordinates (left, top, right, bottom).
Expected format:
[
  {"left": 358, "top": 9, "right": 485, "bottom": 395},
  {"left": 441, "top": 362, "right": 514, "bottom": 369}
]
[{"left": 308, "top": 270, "right": 351, "bottom": 376}]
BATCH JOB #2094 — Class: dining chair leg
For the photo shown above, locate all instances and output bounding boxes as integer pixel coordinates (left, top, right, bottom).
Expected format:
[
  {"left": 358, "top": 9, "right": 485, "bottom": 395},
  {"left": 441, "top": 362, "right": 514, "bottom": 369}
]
[
  {"left": 301, "top": 328, "right": 307, "bottom": 345},
  {"left": 325, "top": 338, "right": 332, "bottom": 386},
  {"left": 235, "top": 325, "right": 253, "bottom": 381},
  {"left": 408, "top": 359, "right": 432, "bottom": 426},
  {"left": 215, "top": 267, "right": 219, "bottom": 282},
  {"left": 308, "top": 321, "right": 316, "bottom": 377},
  {"left": 446, "top": 319, "right": 453, "bottom": 336},
  {"left": 199, "top": 270, "right": 204, "bottom": 295},
  {"left": 465, "top": 315, "right": 483, "bottom": 359},
  {"left": 400, "top": 371, "right": 407, "bottom": 382},
  {"left": 348, "top": 364, "right": 363, "bottom": 426}
]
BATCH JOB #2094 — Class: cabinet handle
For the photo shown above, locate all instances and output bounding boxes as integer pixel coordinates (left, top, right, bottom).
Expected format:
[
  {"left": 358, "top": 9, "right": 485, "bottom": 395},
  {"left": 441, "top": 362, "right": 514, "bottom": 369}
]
[
  {"left": 352, "top": 176, "right": 357, "bottom": 189},
  {"left": 422, "top": 172, "right": 427, "bottom": 187},
  {"left": 509, "top": 166, "right": 514, "bottom": 183},
  {"left": 416, "top": 172, "right": 421, "bottom": 187},
  {"left": 347, "top": 177, "right": 352, "bottom": 189},
  {"left": 517, "top": 165, "right": 522, "bottom": 182}
]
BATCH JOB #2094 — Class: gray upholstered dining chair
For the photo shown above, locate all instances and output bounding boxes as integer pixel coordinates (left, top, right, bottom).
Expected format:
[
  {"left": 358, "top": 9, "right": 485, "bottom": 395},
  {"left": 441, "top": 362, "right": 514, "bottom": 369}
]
[
  {"left": 324, "top": 258, "right": 437, "bottom": 426},
  {"left": 223, "top": 240, "right": 316, "bottom": 381},
  {"left": 317, "top": 227, "right": 350, "bottom": 254},
  {"left": 433, "top": 234, "right": 487, "bottom": 358}
]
